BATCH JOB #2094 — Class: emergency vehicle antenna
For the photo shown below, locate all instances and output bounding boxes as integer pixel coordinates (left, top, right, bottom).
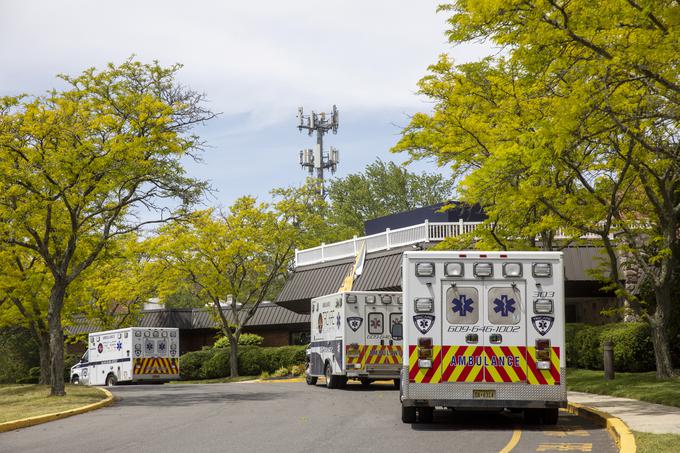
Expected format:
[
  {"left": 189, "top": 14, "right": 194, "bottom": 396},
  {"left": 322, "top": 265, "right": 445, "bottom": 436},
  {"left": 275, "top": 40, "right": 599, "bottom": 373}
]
[{"left": 297, "top": 105, "right": 339, "bottom": 196}]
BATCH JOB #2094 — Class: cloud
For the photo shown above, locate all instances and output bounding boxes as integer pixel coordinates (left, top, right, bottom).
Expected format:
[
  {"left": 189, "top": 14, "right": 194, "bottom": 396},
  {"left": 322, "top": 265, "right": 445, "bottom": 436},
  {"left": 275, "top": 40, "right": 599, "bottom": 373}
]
[{"left": 1, "top": 0, "right": 491, "bottom": 205}]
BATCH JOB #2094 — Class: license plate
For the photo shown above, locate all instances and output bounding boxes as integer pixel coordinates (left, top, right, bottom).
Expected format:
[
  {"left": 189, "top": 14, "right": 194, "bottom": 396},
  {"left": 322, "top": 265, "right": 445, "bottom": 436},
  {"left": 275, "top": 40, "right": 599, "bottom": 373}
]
[{"left": 473, "top": 389, "right": 496, "bottom": 399}]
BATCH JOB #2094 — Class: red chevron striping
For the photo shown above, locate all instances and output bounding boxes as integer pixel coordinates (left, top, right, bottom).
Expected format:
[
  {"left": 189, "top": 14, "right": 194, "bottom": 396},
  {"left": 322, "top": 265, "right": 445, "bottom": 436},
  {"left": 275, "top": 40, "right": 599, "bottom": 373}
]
[{"left": 421, "top": 350, "right": 441, "bottom": 383}]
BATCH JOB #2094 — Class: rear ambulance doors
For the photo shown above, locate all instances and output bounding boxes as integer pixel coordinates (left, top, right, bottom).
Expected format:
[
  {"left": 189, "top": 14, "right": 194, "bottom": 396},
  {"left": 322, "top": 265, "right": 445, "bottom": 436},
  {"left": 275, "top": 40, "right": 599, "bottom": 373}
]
[
  {"left": 363, "top": 293, "right": 402, "bottom": 370},
  {"left": 440, "top": 262, "right": 527, "bottom": 385}
]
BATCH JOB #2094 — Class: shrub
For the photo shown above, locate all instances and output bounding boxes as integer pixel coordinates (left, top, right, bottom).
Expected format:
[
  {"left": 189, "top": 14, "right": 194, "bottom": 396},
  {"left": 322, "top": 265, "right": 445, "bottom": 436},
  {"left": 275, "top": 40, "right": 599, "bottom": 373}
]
[
  {"left": 202, "top": 349, "right": 231, "bottom": 379},
  {"left": 272, "top": 367, "right": 290, "bottom": 378},
  {"left": 179, "top": 345, "right": 307, "bottom": 380},
  {"left": 213, "top": 334, "right": 264, "bottom": 349},
  {"left": 180, "top": 349, "right": 215, "bottom": 380},
  {"left": 566, "top": 322, "right": 655, "bottom": 372}
]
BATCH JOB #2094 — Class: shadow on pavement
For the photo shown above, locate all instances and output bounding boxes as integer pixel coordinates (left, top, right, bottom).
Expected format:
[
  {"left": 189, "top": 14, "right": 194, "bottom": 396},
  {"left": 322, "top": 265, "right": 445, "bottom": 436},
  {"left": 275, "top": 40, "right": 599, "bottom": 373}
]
[{"left": 113, "top": 389, "right": 284, "bottom": 407}]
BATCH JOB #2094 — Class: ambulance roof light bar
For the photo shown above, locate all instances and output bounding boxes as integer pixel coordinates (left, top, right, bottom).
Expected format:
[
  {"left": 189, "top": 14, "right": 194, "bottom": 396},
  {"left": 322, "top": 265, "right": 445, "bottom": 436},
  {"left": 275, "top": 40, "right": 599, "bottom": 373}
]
[
  {"left": 503, "top": 262, "right": 522, "bottom": 277},
  {"left": 444, "top": 262, "right": 464, "bottom": 277},
  {"left": 346, "top": 294, "right": 357, "bottom": 304},
  {"left": 533, "top": 262, "right": 553, "bottom": 277}
]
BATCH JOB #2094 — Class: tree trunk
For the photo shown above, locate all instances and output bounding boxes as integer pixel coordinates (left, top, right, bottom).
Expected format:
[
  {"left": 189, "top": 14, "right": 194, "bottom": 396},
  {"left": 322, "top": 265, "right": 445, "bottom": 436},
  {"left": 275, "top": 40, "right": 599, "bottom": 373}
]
[
  {"left": 47, "top": 282, "right": 67, "bottom": 396},
  {"left": 37, "top": 331, "right": 51, "bottom": 385},
  {"left": 650, "top": 281, "right": 675, "bottom": 378},
  {"left": 229, "top": 339, "right": 239, "bottom": 378}
]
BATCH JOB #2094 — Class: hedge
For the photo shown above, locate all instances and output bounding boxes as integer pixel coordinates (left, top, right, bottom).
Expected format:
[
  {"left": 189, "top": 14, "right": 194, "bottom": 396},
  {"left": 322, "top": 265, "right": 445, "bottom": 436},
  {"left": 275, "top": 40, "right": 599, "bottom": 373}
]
[
  {"left": 565, "top": 322, "right": 655, "bottom": 372},
  {"left": 179, "top": 345, "right": 307, "bottom": 380}
]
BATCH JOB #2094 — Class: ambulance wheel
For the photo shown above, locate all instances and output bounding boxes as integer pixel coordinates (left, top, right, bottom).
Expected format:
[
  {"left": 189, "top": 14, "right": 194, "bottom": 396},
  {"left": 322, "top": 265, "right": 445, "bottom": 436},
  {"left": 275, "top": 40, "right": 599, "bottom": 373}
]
[
  {"left": 105, "top": 373, "right": 117, "bottom": 387},
  {"left": 324, "top": 363, "right": 337, "bottom": 389},
  {"left": 524, "top": 408, "right": 541, "bottom": 424},
  {"left": 338, "top": 376, "right": 348, "bottom": 389},
  {"left": 71, "top": 375, "right": 79, "bottom": 385},
  {"left": 541, "top": 408, "right": 559, "bottom": 425},
  {"left": 305, "top": 374, "right": 317, "bottom": 386},
  {"left": 417, "top": 407, "right": 434, "bottom": 423},
  {"left": 402, "top": 406, "right": 416, "bottom": 423},
  {"left": 393, "top": 379, "right": 400, "bottom": 390},
  {"left": 360, "top": 378, "right": 371, "bottom": 387}
]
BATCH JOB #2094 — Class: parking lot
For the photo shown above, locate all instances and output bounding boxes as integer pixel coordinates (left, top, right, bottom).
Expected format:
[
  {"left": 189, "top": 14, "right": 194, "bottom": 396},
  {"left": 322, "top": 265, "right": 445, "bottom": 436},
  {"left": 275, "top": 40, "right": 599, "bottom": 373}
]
[{"left": 0, "top": 381, "right": 616, "bottom": 453}]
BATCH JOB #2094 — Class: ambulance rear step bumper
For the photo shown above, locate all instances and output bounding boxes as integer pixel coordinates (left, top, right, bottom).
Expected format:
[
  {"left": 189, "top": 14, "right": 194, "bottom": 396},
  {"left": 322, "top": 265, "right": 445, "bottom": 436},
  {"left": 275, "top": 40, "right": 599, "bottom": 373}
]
[
  {"left": 401, "top": 399, "right": 567, "bottom": 409},
  {"left": 346, "top": 371, "right": 400, "bottom": 379}
]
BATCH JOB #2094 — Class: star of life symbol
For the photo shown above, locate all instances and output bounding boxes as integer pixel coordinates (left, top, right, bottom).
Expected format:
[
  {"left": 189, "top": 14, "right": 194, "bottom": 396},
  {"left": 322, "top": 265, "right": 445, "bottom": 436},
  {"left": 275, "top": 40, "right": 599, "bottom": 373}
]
[
  {"left": 347, "top": 317, "right": 363, "bottom": 332},
  {"left": 370, "top": 317, "right": 382, "bottom": 331},
  {"left": 532, "top": 315, "right": 554, "bottom": 336},
  {"left": 413, "top": 314, "right": 435, "bottom": 334},
  {"left": 336, "top": 313, "right": 341, "bottom": 329},
  {"left": 158, "top": 341, "right": 166, "bottom": 352},
  {"left": 116, "top": 341, "right": 123, "bottom": 351},
  {"left": 146, "top": 341, "right": 154, "bottom": 352},
  {"left": 452, "top": 294, "right": 474, "bottom": 317},
  {"left": 493, "top": 295, "right": 516, "bottom": 317}
]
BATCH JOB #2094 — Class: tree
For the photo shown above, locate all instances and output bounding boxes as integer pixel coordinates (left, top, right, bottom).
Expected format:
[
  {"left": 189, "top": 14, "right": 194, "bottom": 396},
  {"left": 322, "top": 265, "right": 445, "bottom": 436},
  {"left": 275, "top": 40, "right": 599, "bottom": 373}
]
[
  {"left": 0, "top": 60, "right": 214, "bottom": 394},
  {"left": 152, "top": 183, "right": 330, "bottom": 376},
  {"left": 68, "top": 234, "right": 154, "bottom": 331},
  {"left": 395, "top": 1, "right": 679, "bottom": 376},
  {"left": 327, "top": 159, "right": 455, "bottom": 235},
  {"left": 0, "top": 247, "right": 52, "bottom": 384}
]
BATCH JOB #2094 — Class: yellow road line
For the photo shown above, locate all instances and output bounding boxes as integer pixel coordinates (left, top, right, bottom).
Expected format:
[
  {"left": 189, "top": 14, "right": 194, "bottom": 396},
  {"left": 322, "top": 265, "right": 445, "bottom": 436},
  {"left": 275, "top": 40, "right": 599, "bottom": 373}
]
[{"left": 499, "top": 427, "right": 522, "bottom": 453}]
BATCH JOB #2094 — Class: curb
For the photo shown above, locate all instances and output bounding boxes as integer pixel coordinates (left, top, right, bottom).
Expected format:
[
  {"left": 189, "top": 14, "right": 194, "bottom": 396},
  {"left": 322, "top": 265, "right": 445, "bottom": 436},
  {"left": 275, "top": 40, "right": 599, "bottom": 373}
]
[
  {"left": 0, "top": 387, "right": 114, "bottom": 434},
  {"left": 567, "top": 401, "right": 636, "bottom": 453}
]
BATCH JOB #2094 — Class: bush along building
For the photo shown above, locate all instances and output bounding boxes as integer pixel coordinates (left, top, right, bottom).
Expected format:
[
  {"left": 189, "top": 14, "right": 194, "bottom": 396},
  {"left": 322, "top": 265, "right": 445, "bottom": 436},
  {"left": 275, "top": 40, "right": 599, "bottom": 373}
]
[
  {"left": 277, "top": 202, "right": 620, "bottom": 325},
  {"left": 67, "top": 302, "right": 310, "bottom": 355}
]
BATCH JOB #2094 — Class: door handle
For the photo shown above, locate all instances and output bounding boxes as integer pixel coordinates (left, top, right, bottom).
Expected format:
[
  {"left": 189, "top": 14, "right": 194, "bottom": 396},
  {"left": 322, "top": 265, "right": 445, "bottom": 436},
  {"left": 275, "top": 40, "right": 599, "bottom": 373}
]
[
  {"left": 465, "top": 334, "right": 478, "bottom": 344},
  {"left": 489, "top": 334, "right": 502, "bottom": 344},
  {"left": 380, "top": 339, "right": 384, "bottom": 346}
]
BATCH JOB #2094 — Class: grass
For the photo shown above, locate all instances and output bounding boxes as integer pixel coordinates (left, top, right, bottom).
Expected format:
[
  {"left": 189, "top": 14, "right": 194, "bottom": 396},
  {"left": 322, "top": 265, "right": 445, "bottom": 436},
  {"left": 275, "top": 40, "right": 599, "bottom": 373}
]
[
  {"left": 634, "top": 432, "right": 680, "bottom": 453},
  {"left": 567, "top": 369, "right": 680, "bottom": 408},
  {"left": 169, "top": 376, "right": 257, "bottom": 384},
  {"left": 0, "top": 384, "right": 106, "bottom": 424}
]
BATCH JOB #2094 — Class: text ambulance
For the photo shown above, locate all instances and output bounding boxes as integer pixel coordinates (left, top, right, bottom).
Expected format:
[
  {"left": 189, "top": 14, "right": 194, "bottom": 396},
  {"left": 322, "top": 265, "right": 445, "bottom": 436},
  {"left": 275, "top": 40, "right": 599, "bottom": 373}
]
[
  {"left": 400, "top": 251, "right": 566, "bottom": 424},
  {"left": 70, "top": 327, "right": 180, "bottom": 386},
  {"left": 306, "top": 291, "right": 402, "bottom": 389}
]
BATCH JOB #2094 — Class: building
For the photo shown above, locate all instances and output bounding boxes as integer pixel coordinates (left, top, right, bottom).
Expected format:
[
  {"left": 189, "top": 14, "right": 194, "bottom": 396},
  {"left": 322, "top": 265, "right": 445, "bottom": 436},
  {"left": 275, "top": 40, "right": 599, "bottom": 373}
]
[
  {"left": 67, "top": 302, "right": 310, "bottom": 354},
  {"left": 277, "top": 205, "right": 619, "bottom": 324}
]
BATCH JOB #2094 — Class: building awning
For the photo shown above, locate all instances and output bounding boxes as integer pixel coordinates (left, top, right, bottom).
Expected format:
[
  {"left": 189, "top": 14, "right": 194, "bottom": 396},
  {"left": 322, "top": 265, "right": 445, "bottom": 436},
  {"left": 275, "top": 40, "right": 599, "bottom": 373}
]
[{"left": 276, "top": 246, "right": 615, "bottom": 313}]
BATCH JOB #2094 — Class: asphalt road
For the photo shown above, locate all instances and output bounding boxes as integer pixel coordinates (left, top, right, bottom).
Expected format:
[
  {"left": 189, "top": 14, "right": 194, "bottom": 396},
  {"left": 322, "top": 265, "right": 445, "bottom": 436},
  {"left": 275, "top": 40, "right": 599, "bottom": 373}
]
[{"left": 0, "top": 381, "right": 615, "bottom": 453}]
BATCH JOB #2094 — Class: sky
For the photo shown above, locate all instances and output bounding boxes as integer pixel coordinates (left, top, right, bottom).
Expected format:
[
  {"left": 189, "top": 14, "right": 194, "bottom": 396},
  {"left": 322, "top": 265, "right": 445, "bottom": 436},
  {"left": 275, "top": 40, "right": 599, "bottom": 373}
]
[{"left": 0, "top": 1, "right": 490, "bottom": 208}]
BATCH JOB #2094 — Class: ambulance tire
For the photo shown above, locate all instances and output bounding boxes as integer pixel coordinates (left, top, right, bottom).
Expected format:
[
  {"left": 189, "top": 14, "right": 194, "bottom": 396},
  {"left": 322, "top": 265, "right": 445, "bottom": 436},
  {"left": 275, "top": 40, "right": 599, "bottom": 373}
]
[
  {"left": 417, "top": 407, "right": 434, "bottom": 423},
  {"left": 402, "top": 406, "right": 416, "bottom": 423},
  {"left": 306, "top": 374, "right": 318, "bottom": 386},
  {"left": 360, "top": 378, "right": 371, "bottom": 387},
  {"left": 324, "top": 363, "right": 338, "bottom": 389},
  {"left": 105, "top": 373, "right": 117, "bottom": 387},
  {"left": 541, "top": 408, "right": 559, "bottom": 425},
  {"left": 393, "top": 379, "right": 400, "bottom": 390},
  {"left": 337, "top": 376, "right": 348, "bottom": 389},
  {"left": 71, "top": 375, "right": 80, "bottom": 385},
  {"left": 523, "top": 408, "right": 541, "bottom": 424}
]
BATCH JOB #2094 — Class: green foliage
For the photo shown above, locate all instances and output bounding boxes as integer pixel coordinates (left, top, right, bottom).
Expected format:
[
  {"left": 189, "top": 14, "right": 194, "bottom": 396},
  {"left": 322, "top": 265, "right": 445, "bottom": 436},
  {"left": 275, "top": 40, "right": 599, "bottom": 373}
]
[
  {"left": 213, "top": 333, "right": 264, "bottom": 348},
  {"left": 179, "top": 345, "right": 307, "bottom": 381},
  {"left": 566, "top": 323, "right": 655, "bottom": 372},
  {"left": 327, "top": 159, "right": 455, "bottom": 235},
  {"left": 0, "top": 328, "right": 39, "bottom": 384}
]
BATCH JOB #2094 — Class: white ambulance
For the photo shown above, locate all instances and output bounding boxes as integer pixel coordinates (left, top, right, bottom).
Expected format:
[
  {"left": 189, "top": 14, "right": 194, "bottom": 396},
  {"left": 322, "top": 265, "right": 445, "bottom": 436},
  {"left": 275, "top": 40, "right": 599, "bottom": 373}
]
[
  {"left": 306, "top": 291, "right": 403, "bottom": 389},
  {"left": 70, "top": 327, "right": 180, "bottom": 386},
  {"left": 400, "top": 251, "right": 566, "bottom": 424}
]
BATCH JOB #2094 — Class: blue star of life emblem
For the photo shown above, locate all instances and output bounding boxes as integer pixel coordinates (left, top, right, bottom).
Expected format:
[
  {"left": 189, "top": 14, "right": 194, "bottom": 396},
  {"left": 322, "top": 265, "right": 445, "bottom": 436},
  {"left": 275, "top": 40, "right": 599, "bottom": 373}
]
[
  {"left": 116, "top": 341, "right": 123, "bottom": 351},
  {"left": 452, "top": 294, "right": 474, "bottom": 316},
  {"left": 493, "top": 295, "right": 516, "bottom": 317}
]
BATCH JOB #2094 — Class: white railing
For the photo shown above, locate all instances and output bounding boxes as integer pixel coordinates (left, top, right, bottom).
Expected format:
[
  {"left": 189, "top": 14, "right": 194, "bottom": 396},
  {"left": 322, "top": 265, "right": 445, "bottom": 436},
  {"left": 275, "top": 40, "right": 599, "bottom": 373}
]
[{"left": 295, "top": 220, "right": 484, "bottom": 267}]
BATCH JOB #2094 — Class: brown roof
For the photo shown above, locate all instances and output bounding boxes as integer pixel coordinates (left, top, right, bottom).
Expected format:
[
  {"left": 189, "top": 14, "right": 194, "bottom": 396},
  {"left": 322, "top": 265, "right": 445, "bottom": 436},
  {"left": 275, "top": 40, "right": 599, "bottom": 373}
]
[
  {"left": 276, "top": 246, "right": 614, "bottom": 313},
  {"left": 67, "top": 303, "right": 309, "bottom": 335}
]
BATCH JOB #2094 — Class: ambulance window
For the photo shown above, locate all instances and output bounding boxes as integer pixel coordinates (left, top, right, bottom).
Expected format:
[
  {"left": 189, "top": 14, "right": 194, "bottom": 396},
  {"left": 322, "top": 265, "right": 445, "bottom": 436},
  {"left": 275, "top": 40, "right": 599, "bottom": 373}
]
[
  {"left": 488, "top": 287, "right": 521, "bottom": 325},
  {"left": 368, "top": 313, "right": 384, "bottom": 334},
  {"left": 389, "top": 314, "right": 403, "bottom": 340},
  {"left": 446, "top": 286, "right": 479, "bottom": 324}
]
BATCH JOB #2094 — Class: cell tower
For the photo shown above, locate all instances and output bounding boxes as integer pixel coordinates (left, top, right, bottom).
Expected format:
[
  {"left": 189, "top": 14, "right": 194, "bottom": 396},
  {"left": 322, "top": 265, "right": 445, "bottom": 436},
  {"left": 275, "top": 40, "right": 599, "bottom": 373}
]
[{"left": 297, "top": 105, "right": 339, "bottom": 196}]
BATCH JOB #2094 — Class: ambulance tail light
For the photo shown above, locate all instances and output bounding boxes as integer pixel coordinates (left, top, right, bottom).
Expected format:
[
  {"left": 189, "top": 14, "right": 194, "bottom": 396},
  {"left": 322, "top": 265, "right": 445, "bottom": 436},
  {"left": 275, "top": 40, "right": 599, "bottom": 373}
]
[
  {"left": 414, "top": 298, "right": 433, "bottom": 313},
  {"left": 536, "top": 339, "right": 551, "bottom": 369},
  {"left": 418, "top": 337, "right": 433, "bottom": 368},
  {"left": 347, "top": 343, "right": 360, "bottom": 358}
]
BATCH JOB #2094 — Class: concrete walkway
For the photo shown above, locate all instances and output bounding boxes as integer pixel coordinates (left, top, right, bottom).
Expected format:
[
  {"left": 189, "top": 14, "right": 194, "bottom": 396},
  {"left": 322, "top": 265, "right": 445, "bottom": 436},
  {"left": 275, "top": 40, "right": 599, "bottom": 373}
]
[{"left": 569, "top": 391, "right": 680, "bottom": 434}]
